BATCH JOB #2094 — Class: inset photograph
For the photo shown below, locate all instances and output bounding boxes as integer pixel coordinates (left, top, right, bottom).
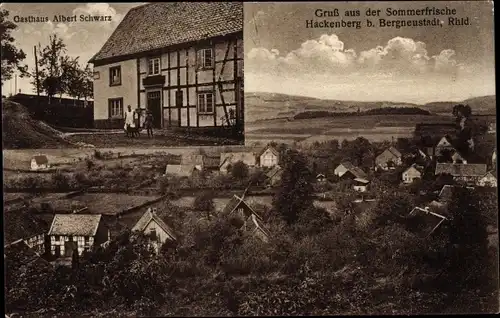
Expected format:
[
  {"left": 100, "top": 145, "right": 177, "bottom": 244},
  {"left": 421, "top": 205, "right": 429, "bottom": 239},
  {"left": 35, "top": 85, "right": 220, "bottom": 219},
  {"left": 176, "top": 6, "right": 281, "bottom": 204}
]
[{"left": 2, "top": 2, "right": 244, "bottom": 149}]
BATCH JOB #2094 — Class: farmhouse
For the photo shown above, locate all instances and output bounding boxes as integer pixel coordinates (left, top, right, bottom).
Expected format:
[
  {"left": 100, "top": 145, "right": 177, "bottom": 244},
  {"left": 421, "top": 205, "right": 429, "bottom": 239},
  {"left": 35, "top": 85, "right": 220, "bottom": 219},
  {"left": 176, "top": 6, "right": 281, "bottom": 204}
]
[
  {"left": 89, "top": 2, "right": 243, "bottom": 136},
  {"left": 259, "top": 145, "right": 279, "bottom": 168},
  {"left": 375, "top": 146, "right": 402, "bottom": 171},
  {"left": 31, "top": 154, "right": 49, "bottom": 171},
  {"left": 181, "top": 154, "right": 205, "bottom": 171},
  {"left": 406, "top": 207, "right": 447, "bottom": 238},
  {"left": 48, "top": 214, "right": 110, "bottom": 257},
  {"left": 4, "top": 210, "right": 50, "bottom": 255},
  {"left": 266, "top": 165, "right": 283, "bottom": 187},
  {"left": 478, "top": 171, "right": 497, "bottom": 187},
  {"left": 165, "top": 164, "right": 198, "bottom": 178},
  {"left": 220, "top": 152, "right": 256, "bottom": 173},
  {"left": 435, "top": 163, "right": 487, "bottom": 184},
  {"left": 334, "top": 161, "right": 367, "bottom": 180},
  {"left": 222, "top": 195, "right": 270, "bottom": 242},
  {"left": 131, "top": 208, "right": 177, "bottom": 252},
  {"left": 434, "top": 135, "right": 457, "bottom": 157},
  {"left": 353, "top": 178, "right": 370, "bottom": 192},
  {"left": 402, "top": 164, "right": 423, "bottom": 184}
]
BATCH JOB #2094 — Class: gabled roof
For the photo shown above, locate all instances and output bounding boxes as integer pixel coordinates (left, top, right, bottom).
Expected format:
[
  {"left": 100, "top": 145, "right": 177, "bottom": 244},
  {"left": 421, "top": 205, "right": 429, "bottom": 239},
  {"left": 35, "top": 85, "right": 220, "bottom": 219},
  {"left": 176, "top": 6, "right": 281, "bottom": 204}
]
[
  {"left": 48, "top": 214, "right": 102, "bottom": 236},
  {"left": 376, "top": 147, "right": 402, "bottom": 165},
  {"left": 245, "top": 214, "right": 271, "bottom": 241},
  {"left": 4, "top": 240, "right": 51, "bottom": 268},
  {"left": 480, "top": 170, "right": 497, "bottom": 180},
  {"left": 181, "top": 154, "right": 204, "bottom": 166},
  {"left": 338, "top": 161, "right": 355, "bottom": 170},
  {"left": 90, "top": 2, "right": 243, "bottom": 63},
  {"left": 436, "top": 135, "right": 455, "bottom": 148},
  {"left": 403, "top": 164, "right": 423, "bottom": 175},
  {"left": 266, "top": 165, "right": 283, "bottom": 179},
  {"left": 438, "top": 184, "right": 475, "bottom": 201},
  {"left": 435, "top": 163, "right": 487, "bottom": 177},
  {"left": 349, "top": 166, "right": 368, "bottom": 179},
  {"left": 131, "top": 208, "right": 177, "bottom": 241},
  {"left": 222, "top": 195, "right": 263, "bottom": 220},
  {"left": 259, "top": 145, "right": 279, "bottom": 158},
  {"left": 4, "top": 210, "right": 50, "bottom": 244},
  {"left": 406, "top": 207, "right": 447, "bottom": 238},
  {"left": 165, "top": 164, "right": 195, "bottom": 177},
  {"left": 220, "top": 152, "right": 256, "bottom": 168},
  {"left": 32, "top": 155, "right": 48, "bottom": 165},
  {"left": 354, "top": 177, "right": 370, "bottom": 184}
]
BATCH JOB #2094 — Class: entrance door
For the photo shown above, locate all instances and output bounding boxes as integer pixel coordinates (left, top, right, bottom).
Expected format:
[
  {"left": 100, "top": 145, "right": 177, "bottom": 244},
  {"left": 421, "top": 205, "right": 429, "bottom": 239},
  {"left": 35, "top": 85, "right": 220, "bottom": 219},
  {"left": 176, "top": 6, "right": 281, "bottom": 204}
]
[{"left": 147, "top": 91, "right": 162, "bottom": 128}]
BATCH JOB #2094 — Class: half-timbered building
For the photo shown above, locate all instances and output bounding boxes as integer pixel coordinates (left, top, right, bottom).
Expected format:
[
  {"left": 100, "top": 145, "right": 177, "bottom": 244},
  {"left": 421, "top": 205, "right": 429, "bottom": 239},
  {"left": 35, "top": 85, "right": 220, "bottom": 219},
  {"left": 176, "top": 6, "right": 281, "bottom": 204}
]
[{"left": 89, "top": 2, "right": 244, "bottom": 138}]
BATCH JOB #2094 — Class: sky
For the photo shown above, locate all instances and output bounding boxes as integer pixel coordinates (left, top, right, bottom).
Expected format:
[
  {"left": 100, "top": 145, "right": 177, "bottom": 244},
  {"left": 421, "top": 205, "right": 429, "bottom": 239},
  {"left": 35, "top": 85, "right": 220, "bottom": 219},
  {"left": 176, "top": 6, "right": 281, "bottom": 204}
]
[
  {"left": 1, "top": 3, "right": 145, "bottom": 96},
  {"left": 244, "top": 1, "right": 495, "bottom": 103}
]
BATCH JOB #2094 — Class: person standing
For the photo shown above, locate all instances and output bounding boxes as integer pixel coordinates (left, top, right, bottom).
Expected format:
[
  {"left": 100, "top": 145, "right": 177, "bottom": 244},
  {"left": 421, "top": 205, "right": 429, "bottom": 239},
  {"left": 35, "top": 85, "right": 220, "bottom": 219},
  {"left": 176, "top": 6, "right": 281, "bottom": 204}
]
[
  {"left": 144, "top": 110, "right": 154, "bottom": 137},
  {"left": 124, "top": 105, "right": 135, "bottom": 137}
]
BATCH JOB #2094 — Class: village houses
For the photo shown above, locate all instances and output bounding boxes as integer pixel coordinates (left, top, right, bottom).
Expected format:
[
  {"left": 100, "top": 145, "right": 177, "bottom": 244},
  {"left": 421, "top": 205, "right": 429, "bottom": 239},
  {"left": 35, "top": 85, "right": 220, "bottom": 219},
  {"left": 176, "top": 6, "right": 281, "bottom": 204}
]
[
  {"left": 353, "top": 178, "right": 370, "bottom": 192},
  {"left": 131, "top": 208, "right": 177, "bottom": 253},
  {"left": 30, "top": 154, "right": 50, "bottom": 171},
  {"left": 406, "top": 206, "right": 447, "bottom": 238},
  {"left": 89, "top": 2, "right": 243, "bottom": 134},
  {"left": 334, "top": 161, "right": 368, "bottom": 180},
  {"left": 220, "top": 152, "right": 257, "bottom": 174},
  {"left": 222, "top": 195, "right": 271, "bottom": 242},
  {"left": 4, "top": 210, "right": 50, "bottom": 256},
  {"left": 375, "top": 146, "right": 402, "bottom": 171},
  {"left": 165, "top": 164, "right": 198, "bottom": 178},
  {"left": 402, "top": 164, "right": 423, "bottom": 184},
  {"left": 478, "top": 171, "right": 497, "bottom": 187},
  {"left": 434, "top": 135, "right": 457, "bottom": 157},
  {"left": 48, "top": 214, "right": 110, "bottom": 257},
  {"left": 435, "top": 163, "right": 488, "bottom": 185},
  {"left": 259, "top": 145, "right": 279, "bottom": 168}
]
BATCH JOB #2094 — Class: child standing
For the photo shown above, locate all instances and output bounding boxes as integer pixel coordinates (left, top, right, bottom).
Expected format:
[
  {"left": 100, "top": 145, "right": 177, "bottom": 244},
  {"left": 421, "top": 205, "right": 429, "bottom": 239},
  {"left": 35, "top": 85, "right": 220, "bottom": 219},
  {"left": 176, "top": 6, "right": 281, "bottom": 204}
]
[{"left": 145, "top": 110, "right": 154, "bottom": 137}]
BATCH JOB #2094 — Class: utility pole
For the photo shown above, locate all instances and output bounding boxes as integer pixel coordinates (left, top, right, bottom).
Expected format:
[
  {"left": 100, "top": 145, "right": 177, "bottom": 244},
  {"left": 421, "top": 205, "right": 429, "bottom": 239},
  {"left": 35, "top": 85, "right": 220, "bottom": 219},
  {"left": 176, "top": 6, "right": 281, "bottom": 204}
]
[{"left": 34, "top": 45, "right": 40, "bottom": 98}]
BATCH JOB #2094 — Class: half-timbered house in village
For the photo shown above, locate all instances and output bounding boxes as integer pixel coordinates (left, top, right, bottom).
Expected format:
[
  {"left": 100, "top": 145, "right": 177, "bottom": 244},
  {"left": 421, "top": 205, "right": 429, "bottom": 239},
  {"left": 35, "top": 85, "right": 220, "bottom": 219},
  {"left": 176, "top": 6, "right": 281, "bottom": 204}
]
[{"left": 89, "top": 2, "right": 244, "bottom": 139}]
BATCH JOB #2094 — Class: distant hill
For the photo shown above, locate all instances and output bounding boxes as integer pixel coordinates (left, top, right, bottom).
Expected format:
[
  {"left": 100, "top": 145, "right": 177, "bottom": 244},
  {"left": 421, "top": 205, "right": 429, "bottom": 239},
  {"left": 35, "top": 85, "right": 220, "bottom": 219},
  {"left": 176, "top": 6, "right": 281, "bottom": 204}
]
[{"left": 245, "top": 92, "right": 496, "bottom": 122}]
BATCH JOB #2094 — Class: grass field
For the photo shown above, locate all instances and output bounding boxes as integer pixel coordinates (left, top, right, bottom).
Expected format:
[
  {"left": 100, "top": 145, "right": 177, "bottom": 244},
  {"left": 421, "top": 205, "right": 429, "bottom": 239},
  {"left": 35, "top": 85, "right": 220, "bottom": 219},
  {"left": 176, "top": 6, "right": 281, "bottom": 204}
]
[{"left": 245, "top": 114, "right": 454, "bottom": 145}]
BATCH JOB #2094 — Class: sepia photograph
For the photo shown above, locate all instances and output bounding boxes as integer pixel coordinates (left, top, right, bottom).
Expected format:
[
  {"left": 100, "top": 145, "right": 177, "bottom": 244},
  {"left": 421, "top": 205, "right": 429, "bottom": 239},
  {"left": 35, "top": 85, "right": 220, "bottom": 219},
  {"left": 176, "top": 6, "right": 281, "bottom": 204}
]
[
  {"left": 2, "top": 2, "right": 244, "bottom": 150},
  {"left": 244, "top": 0, "right": 498, "bottom": 315},
  {"left": 1, "top": 1, "right": 498, "bottom": 317}
]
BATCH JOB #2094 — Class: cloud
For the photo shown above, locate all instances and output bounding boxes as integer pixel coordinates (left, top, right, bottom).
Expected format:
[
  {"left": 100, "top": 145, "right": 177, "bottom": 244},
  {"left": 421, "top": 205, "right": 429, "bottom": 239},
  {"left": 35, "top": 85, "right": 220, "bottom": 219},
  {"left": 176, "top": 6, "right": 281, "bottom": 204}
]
[{"left": 247, "top": 34, "right": 461, "bottom": 77}]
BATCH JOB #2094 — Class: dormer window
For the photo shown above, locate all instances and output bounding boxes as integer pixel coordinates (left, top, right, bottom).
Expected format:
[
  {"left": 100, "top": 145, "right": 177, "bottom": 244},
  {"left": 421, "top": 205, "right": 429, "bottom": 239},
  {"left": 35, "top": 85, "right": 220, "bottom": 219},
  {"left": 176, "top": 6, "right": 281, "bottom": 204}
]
[{"left": 148, "top": 57, "right": 161, "bottom": 75}]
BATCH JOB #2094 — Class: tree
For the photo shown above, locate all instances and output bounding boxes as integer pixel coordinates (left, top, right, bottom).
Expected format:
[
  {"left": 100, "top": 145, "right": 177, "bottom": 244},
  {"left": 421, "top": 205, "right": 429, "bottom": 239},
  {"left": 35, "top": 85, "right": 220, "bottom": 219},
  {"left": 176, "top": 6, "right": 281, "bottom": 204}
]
[
  {"left": 194, "top": 191, "right": 215, "bottom": 220},
  {"left": 273, "top": 149, "right": 314, "bottom": 225},
  {"left": 31, "top": 34, "right": 67, "bottom": 101},
  {"left": 231, "top": 161, "right": 249, "bottom": 180},
  {"left": 1, "top": 9, "right": 27, "bottom": 86}
]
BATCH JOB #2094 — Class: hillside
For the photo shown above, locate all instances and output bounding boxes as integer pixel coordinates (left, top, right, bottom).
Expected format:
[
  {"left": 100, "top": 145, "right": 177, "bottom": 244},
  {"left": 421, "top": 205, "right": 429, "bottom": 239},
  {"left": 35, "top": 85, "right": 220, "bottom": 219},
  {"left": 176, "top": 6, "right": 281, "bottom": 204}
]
[
  {"left": 245, "top": 92, "right": 496, "bottom": 122},
  {"left": 2, "top": 99, "right": 74, "bottom": 149}
]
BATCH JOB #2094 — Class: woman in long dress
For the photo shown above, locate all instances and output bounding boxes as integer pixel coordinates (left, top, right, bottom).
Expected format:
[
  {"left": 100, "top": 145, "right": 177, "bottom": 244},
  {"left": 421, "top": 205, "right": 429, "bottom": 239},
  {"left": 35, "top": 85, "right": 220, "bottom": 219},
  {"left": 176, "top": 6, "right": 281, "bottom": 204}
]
[{"left": 124, "top": 105, "right": 135, "bottom": 136}]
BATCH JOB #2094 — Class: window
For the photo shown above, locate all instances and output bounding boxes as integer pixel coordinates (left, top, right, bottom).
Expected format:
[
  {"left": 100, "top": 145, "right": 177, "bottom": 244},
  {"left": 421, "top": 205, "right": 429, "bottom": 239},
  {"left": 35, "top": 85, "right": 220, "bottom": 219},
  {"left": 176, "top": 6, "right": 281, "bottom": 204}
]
[
  {"left": 108, "top": 98, "right": 124, "bottom": 118},
  {"left": 150, "top": 228, "right": 157, "bottom": 240},
  {"left": 55, "top": 235, "right": 60, "bottom": 241},
  {"left": 148, "top": 57, "right": 161, "bottom": 75},
  {"left": 198, "top": 48, "right": 214, "bottom": 69},
  {"left": 78, "top": 236, "right": 85, "bottom": 246},
  {"left": 109, "top": 66, "right": 121, "bottom": 86},
  {"left": 197, "top": 92, "right": 214, "bottom": 114}
]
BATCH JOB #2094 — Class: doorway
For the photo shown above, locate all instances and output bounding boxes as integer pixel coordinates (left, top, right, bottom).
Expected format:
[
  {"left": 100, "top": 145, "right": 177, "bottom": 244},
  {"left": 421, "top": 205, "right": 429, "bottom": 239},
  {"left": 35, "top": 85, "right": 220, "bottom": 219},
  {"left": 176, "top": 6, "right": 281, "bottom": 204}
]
[{"left": 147, "top": 91, "right": 162, "bottom": 128}]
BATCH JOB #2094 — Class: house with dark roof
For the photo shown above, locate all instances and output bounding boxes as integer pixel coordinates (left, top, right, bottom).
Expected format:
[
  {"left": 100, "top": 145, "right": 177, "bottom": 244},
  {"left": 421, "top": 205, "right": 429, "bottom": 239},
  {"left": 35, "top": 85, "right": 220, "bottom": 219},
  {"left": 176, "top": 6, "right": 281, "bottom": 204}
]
[
  {"left": 375, "top": 146, "right": 402, "bottom": 171},
  {"left": 220, "top": 152, "right": 256, "bottom": 173},
  {"left": 89, "top": 2, "right": 243, "bottom": 134},
  {"left": 48, "top": 214, "right": 109, "bottom": 257},
  {"left": 30, "top": 154, "right": 49, "bottom": 171},
  {"left": 406, "top": 206, "right": 447, "bottom": 238},
  {"left": 438, "top": 184, "right": 475, "bottom": 203},
  {"left": 334, "top": 161, "right": 368, "bottom": 180},
  {"left": 265, "top": 165, "right": 283, "bottom": 187},
  {"left": 165, "top": 164, "right": 198, "bottom": 178},
  {"left": 222, "top": 195, "right": 271, "bottom": 242},
  {"left": 435, "top": 163, "right": 488, "bottom": 185},
  {"left": 4, "top": 210, "right": 50, "bottom": 255},
  {"left": 259, "top": 145, "right": 279, "bottom": 168},
  {"left": 131, "top": 208, "right": 177, "bottom": 252}
]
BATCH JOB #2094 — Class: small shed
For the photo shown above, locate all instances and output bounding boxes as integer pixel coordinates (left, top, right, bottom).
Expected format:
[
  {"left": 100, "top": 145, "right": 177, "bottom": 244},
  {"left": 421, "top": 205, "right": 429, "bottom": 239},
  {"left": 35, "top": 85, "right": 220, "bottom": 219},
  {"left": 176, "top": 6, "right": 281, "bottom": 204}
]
[{"left": 31, "top": 154, "right": 49, "bottom": 171}]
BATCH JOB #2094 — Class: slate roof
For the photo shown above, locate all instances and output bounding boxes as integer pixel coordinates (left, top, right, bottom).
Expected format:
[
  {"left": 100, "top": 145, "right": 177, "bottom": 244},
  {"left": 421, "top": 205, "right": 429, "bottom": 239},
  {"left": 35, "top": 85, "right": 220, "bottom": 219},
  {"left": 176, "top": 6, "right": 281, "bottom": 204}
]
[
  {"left": 266, "top": 165, "right": 283, "bottom": 179},
  {"left": 438, "top": 185, "right": 475, "bottom": 202},
  {"left": 90, "top": 2, "right": 243, "bottom": 63},
  {"left": 406, "top": 207, "right": 447, "bottom": 238},
  {"left": 220, "top": 152, "right": 257, "bottom": 168},
  {"left": 48, "top": 214, "right": 102, "bottom": 236},
  {"left": 376, "top": 147, "right": 401, "bottom": 165},
  {"left": 32, "top": 155, "right": 48, "bottom": 165},
  {"left": 131, "top": 208, "right": 177, "bottom": 241},
  {"left": 435, "top": 163, "right": 487, "bottom": 177},
  {"left": 4, "top": 210, "right": 50, "bottom": 244},
  {"left": 165, "top": 164, "right": 195, "bottom": 177}
]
